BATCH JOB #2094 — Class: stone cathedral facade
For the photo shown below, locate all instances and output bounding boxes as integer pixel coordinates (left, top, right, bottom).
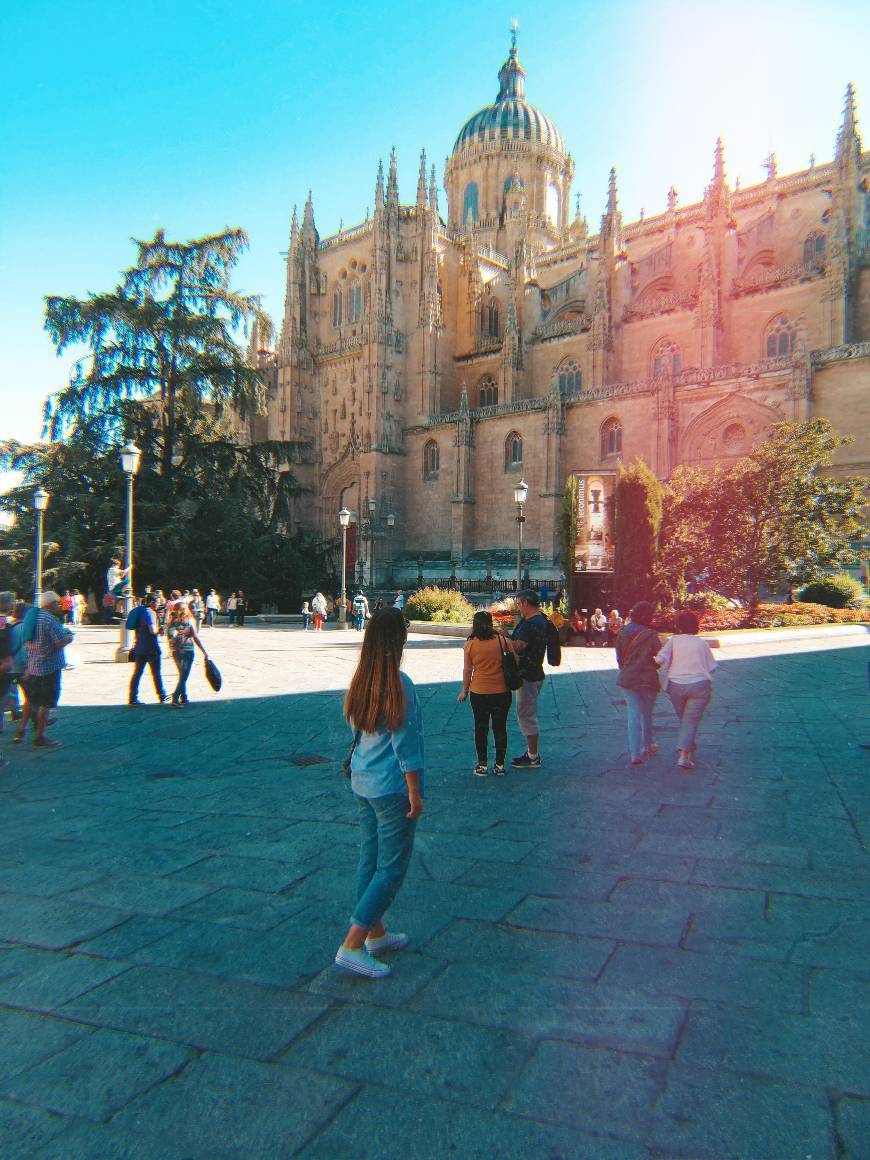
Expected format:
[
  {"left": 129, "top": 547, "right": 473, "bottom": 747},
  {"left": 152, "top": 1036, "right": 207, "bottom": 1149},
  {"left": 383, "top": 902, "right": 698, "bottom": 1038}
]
[{"left": 251, "top": 35, "right": 870, "bottom": 595}]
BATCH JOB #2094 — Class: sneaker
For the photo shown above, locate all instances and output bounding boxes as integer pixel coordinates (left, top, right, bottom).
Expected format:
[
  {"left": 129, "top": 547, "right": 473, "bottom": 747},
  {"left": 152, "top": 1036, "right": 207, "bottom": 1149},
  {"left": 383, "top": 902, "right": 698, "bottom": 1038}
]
[
  {"left": 511, "top": 752, "right": 542, "bottom": 768},
  {"left": 334, "top": 946, "right": 391, "bottom": 978},
  {"left": 677, "top": 753, "right": 696, "bottom": 770},
  {"left": 630, "top": 756, "right": 644, "bottom": 766},
  {"left": 365, "top": 931, "right": 409, "bottom": 955},
  {"left": 128, "top": 700, "right": 142, "bottom": 707},
  {"left": 493, "top": 764, "right": 506, "bottom": 777},
  {"left": 643, "top": 743, "right": 658, "bottom": 757},
  {"left": 473, "top": 764, "right": 489, "bottom": 777},
  {"left": 33, "top": 738, "right": 61, "bottom": 750}
]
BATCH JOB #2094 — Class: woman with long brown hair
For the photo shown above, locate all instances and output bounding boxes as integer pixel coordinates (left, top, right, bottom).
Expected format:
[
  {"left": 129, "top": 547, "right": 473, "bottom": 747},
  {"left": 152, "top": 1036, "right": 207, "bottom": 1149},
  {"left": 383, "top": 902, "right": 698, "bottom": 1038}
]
[
  {"left": 335, "top": 606, "right": 424, "bottom": 979},
  {"left": 457, "top": 609, "right": 516, "bottom": 777}
]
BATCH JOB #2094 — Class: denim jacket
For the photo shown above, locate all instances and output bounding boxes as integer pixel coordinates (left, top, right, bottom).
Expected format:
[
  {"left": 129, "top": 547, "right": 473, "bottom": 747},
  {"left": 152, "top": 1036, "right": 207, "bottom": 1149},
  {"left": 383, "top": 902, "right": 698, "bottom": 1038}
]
[{"left": 350, "top": 671, "right": 425, "bottom": 800}]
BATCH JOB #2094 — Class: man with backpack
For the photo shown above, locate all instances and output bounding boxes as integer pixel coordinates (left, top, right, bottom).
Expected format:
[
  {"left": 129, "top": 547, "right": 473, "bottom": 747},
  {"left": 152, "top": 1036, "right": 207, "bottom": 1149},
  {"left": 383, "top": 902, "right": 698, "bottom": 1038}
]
[
  {"left": 127, "top": 593, "right": 168, "bottom": 706},
  {"left": 510, "top": 589, "right": 552, "bottom": 768}
]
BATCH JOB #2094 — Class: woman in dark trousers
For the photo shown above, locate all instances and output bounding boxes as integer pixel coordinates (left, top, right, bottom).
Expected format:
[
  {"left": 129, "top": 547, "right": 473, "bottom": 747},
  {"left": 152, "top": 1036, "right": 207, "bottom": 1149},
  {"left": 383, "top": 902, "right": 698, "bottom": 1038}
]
[
  {"left": 235, "top": 590, "right": 247, "bottom": 627},
  {"left": 615, "top": 601, "right": 663, "bottom": 766},
  {"left": 336, "top": 607, "right": 424, "bottom": 979},
  {"left": 457, "top": 610, "right": 516, "bottom": 777}
]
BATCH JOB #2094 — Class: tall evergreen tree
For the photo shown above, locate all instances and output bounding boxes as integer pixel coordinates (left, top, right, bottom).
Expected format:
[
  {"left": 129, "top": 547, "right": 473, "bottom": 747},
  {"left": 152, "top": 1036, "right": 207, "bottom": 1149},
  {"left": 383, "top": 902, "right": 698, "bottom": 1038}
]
[
  {"left": 613, "top": 458, "right": 663, "bottom": 611},
  {"left": 43, "top": 228, "right": 270, "bottom": 476}
]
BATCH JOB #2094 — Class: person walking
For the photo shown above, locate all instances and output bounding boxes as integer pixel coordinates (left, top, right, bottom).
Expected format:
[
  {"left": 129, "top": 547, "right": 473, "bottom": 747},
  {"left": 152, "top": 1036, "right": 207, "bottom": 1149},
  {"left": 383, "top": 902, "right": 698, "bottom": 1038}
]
[
  {"left": 615, "top": 601, "right": 663, "bottom": 766},
  {"left": 226, "top": 592, "right": 237, "bottom": 626},
  {"left": 127, "top": 594, "right": 167, "bottom": 706},
  {"left": 191, "top": 589, "right": 205, "bottom": 633},
  {"left": 16, "top": 592, "right": 73, "bottom": 749},
  {"left": 301, "top": 599, "right": 312, "bottom": 630},
  {"left": 166, "top": 601, "right": 206, "bottom": 706},
  {"left": 335, "top": 607, "right": 424, "bottom": 979},
  {"left": 655, "top": 609, "right": 717, "bottom": 769},
  {"left": 352, "top": 591, "right": 369, "bottom": 631},
  {"left": 311, "top": 591, "right": 328, "bottom": 631},
  {"left": 235, "top": 590, "right": 247, "bottom": 627},
  {"left": 205, "top": 589, "right": 220, "bottom": 627},
  {"left": 71, "top": 589, "right": 86, "bottom": 626},
  {"left": 510, "top": 590, "right": 548, "bottom": 768},
  {"left": 457, "top": 609, "right": 516, "bottom": 776}
]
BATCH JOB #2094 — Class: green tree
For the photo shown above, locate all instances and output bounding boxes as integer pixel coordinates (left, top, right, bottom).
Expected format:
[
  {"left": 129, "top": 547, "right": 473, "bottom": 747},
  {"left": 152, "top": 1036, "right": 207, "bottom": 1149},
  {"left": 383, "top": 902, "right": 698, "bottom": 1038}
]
[
  {"left": 0, "top": 402, "right": 332, "bottom": 610},
  {"left": 44, "top": 228, "right": 270, "bottom": 476},
  {"left": 613, "top": 458, "right": 663, "bottom": 611},
  {"left": 660, "top": 419, "right": 867, "bottom": 607}
]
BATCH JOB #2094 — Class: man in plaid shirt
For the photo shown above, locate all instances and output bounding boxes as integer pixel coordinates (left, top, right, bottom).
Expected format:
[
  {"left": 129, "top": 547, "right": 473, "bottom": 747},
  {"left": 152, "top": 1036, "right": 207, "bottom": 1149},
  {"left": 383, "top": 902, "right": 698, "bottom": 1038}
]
[{"left": 20, "top": 592, "right": 73, "bottom": 750}]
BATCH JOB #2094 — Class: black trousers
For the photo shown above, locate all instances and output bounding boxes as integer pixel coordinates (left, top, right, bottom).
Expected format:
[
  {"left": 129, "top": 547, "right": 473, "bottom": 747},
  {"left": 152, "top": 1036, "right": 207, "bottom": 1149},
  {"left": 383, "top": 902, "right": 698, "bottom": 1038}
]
[
  {"left": 129, "top": 653, "right": 165, "bottom": 703},
  {"left": 469, "top": 691, "right": 512, "bottom": 765}
]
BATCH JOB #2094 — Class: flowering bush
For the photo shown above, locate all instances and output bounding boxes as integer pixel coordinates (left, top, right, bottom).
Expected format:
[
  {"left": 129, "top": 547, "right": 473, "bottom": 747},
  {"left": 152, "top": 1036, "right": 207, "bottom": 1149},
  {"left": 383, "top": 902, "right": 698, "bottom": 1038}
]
[
  {"left": 404, "top": 587, "right": 474, "bottom": 624},
  {"left": 797, "top": 574, "right": 866, "bottom": 609},
  {"left": 652, "top": 602, "right": 868, "bottom": 633}
]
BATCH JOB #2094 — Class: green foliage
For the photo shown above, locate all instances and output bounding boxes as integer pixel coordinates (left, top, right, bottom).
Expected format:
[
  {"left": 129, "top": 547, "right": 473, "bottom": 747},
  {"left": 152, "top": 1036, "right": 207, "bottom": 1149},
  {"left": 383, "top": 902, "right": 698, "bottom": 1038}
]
[
  {"left": 683, "top": 590, "right": 736, "bottom": 611},
  {"left": 651, "top": 601, "right": 867, "bottom": 632},
  {"left": 797, "top": 573, "right": 866, "bottom": 608},
  {"left": 43, "top": 228, "right": 271, "bottom": 476},
  {"left": 557, "top": 475, "right": 579, "bottom": 573},
  {"left": 0, "top": 403, "right": 330, "bottom": 610},
  {"left": 613, "top": 458, "right": 663, "bottom": 612},
  {"left": 404, "top": 587, "right": 474, "bottom": 623},
  {"left": 660, "top": 420, "right": 867, "bottom": 607}
]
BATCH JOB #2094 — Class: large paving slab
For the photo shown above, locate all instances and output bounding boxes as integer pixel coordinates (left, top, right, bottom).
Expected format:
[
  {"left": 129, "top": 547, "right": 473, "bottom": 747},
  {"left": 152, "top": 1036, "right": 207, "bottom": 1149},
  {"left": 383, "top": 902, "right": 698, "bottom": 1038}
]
[{"left": 0, "top": 621, "right": 868, "bottom": 1157}]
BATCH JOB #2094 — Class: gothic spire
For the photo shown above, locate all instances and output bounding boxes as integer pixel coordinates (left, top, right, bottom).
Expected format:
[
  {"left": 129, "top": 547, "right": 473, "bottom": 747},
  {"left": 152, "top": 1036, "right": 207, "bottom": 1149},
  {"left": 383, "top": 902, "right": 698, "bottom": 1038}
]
[
  {"left": 429, "top": 164, "right": 439, "bottom": 214},
  {"left": 703, "top": 138, "right": 733, "bottom": 226},
  {"left": 290, "top": 204, "right": 299, "bottom": 247},
  {"left": 417, "top": 148, "right": 428, "bottom": 209},
  {"left": 302, "top": 190, "right": 317, "bottom": 240},
  {"left": 836, "top": 82, "right": 862, "bottom": 170},
  {"left": 374, "top": 159, "right": 384, "bottom": 212},
  {"left": 600, "top": 167, "right": 622, "bottom": 253}
]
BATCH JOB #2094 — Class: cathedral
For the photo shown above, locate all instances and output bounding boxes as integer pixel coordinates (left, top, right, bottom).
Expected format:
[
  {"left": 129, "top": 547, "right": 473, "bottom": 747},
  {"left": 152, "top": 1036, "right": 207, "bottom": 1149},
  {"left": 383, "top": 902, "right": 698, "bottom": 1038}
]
[{"left": 250, "top": 32, "right": 869, "bottom": 600}]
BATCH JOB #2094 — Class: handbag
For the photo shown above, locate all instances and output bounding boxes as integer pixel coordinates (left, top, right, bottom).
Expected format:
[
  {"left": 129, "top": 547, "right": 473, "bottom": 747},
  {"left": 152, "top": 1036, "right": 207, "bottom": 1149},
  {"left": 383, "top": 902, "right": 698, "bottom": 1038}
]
[
  {"left": 498, "top": 634, "right": 523, "bottom": 691},
  {"left": 204, "top": 656, "right": 222, "bottom": 692},
  {"left": 342, "top": 729, "right": 362, "bottom": 780}
]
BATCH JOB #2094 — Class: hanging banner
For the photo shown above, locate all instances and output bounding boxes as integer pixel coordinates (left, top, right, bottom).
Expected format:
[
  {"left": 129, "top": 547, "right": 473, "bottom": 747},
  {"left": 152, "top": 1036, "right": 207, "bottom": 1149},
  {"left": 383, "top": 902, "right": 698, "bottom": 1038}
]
[{"left": 570, "top": 470, "right": 616, "bottom": 573}]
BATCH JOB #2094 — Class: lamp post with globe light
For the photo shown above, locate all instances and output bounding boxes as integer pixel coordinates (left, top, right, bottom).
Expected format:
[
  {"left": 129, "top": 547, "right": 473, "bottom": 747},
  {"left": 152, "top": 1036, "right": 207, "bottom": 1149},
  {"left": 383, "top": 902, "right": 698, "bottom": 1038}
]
[
  {"left": 514, "top": 478, "right": 528, "bottom": 593},
  {"left": 115, "top": 442, "right": 142, "bottom": 662},
  {"left": 33, "top": 488, "right": 50, "bottom": 607},
  {"left": 338, "top": 507, "right": 351, "bottom": 629}
]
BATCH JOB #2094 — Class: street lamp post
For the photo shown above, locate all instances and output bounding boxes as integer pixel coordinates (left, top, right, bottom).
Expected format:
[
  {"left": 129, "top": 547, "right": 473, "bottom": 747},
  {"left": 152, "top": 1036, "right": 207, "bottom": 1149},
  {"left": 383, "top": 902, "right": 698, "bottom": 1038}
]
[
  {"left": 115, "top": 441, "right": 142, "bottom": 662},
  {"left": 338, "top": 507, "right": 351, "bottom": 629},
  {"left": 386, "top": 512, "right": 396, "bottom": 584},
  {"left": 33, "top": 488, "right": 50, "bottom": 607},
  {"left": 514, "top": 478, "right": 528, "bottom": 593},
  {"left": 367, "top": 496, "right": 377, "bottom": 589}
]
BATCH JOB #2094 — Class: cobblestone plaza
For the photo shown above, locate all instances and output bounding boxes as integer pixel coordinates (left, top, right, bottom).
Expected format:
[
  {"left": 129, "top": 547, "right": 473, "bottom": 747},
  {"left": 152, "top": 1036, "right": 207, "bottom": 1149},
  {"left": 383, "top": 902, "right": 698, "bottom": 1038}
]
[{"left": 0, "top": 624, "right": 868, "bottom": 1158}]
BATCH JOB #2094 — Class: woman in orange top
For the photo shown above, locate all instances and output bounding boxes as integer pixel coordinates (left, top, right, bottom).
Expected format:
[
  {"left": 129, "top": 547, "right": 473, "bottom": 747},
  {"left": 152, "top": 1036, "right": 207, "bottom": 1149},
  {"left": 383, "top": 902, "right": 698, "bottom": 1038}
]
[{"left": 458, "top": 610, "right": 516, "bottom": 778}]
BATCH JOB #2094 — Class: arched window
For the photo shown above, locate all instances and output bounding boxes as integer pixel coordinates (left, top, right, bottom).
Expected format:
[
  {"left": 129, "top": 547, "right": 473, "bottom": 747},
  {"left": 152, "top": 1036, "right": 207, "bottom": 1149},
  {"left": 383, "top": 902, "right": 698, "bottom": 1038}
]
[
  {"left": 600, "top": 417, "right": 623, "bottom": 459},
  {"left": 478, "top": 376, "right": 498, "bottom": 408},
  {"left": 423, "top": 440, "right": 439, "bottom": 480},
  {"left": 463, "top": 182, "right": 479, "bottom": 225},
  {"left": 558, "top": 358, "right": 582, "bottom": 396},
  {"left": 347, "top": 282, "right": 362, "bottom": 324},
  {"left": 651, "top": 338, "right": 682, "bottom": 378},
  {"left": 332, "top": 288, "right": 342, "bottom": 328},
  {"left": 546, "top": 182, "right": 561, "bottom": 224},
  {"left": 803, "top": 232, "right": 826, "bottom": 264},
  {"left": 765, "top": 316, "right": 797, "bottom": 358},
  {"left": 505, "top": 431, "right": 523, "bottom": 472}
]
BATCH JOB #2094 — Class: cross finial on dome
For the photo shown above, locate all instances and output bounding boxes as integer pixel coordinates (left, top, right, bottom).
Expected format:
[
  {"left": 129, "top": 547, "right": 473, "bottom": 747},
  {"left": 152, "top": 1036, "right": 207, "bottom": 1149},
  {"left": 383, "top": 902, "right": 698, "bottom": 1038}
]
[
  {"left": 497, "top": 22, "right": 526, "bottom": 101},
  {"left": 511, "top": 18, "right": 519, "bottom": 55}
]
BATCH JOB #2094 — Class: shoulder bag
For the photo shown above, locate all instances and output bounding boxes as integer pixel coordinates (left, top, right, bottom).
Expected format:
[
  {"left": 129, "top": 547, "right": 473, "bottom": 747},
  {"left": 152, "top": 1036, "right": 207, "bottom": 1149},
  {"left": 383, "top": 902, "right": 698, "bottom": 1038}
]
[{"left": 498, "top": 634, "right": 523, "bottom": 691}]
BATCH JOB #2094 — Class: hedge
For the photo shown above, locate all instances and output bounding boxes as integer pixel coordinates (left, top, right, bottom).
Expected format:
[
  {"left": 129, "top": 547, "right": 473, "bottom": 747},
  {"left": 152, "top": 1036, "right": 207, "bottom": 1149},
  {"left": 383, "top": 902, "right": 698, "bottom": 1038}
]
[{"left": 651, "top": 602, "right": 868, "bottom": 632}]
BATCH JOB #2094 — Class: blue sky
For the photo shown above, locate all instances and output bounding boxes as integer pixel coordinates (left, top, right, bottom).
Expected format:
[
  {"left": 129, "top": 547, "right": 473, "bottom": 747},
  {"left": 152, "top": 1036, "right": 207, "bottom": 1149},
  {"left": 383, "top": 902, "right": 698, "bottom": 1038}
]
[{"left": 1, "top": 0, "right": 867, "bottom": 448}]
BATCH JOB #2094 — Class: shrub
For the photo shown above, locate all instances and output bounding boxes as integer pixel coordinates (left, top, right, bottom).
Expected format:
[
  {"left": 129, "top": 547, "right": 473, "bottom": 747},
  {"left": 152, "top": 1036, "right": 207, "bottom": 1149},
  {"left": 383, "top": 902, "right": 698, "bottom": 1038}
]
[
  {"left": 652, "top": 601, "right": 868, "bottom": 633},
  {"left": 404, "top": 587, "right": 474, "bottom": 624},
  {"left": 684, "top": 590, "right": 736, "bottom": 611},
  {"left": 797, "top": 574, "right": 866, "bottom": 609}
]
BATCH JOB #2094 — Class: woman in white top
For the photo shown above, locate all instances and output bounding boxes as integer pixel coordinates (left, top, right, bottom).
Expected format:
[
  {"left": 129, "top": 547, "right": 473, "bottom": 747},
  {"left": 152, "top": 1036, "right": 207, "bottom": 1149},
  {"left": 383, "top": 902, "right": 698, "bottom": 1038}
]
[{"left": 655, "top": 609, "right": 717, "bottom": 770}]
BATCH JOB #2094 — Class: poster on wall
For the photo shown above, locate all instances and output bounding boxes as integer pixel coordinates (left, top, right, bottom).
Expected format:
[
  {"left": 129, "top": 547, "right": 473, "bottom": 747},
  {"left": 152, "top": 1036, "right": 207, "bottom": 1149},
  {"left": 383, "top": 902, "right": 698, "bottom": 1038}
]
[{"left": 571, "top": 470, "right": 616, "bottom": 573}]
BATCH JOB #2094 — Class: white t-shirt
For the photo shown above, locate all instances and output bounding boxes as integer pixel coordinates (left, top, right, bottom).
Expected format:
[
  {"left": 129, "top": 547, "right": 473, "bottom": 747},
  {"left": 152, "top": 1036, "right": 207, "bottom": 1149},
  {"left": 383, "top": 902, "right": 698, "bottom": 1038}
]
[
  {"left": 656, "top": 635, "right": 717, "bottom": 684},
  {"left": 206, "top": 593, "right": 220, "bottom": 610}
]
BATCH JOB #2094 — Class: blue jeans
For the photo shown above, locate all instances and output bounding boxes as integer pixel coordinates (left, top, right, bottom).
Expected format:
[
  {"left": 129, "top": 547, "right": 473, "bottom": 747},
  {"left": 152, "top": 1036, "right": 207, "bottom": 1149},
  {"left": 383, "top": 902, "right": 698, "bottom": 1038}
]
[
  {"left": 172, "top": 650, "right": 194, "bottom": 703},
  {"left": 668, "top": 680, "right": 713, "bottom": 752},
  {"left": 354, "top": 612, "right": 365, "bottom": 631},
  {"left": 625, "top": 689, "right": 657, "bottom": 758},
  {"left": 352, "top": 793, "right": 417, "bottom": 929}
]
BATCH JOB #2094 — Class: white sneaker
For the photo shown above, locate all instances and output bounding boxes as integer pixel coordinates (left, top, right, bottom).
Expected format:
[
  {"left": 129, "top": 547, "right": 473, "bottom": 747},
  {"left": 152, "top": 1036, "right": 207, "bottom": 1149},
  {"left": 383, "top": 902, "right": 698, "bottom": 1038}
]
[{"left": 334, "top": 946, "right": 391, "bottom": 978}]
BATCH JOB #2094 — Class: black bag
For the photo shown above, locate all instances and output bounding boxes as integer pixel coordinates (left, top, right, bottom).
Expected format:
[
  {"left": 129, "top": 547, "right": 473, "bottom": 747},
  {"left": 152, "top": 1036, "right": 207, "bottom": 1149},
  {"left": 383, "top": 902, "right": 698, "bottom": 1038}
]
[
  {"left": 127, "top": 648, "right": 136, "bottom": 663},
  {"left": 342, "top": 730, "right": 362, "bottom": 780},
  {"left": 498, "top": 634, "right": 523, "bottom": 691},
  {"left": 204, "top": 657, "right": 222, "bottom": 692},
  {"left": 545, "top": 617, "right": 562, "bottom": 667}
]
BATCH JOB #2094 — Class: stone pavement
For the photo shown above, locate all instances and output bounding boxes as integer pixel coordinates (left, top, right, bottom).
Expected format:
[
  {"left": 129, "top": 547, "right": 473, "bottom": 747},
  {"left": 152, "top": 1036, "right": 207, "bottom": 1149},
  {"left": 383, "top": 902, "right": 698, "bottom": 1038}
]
[{"left": 0, "top": 623, "right": 868, "bottom": 1159}]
